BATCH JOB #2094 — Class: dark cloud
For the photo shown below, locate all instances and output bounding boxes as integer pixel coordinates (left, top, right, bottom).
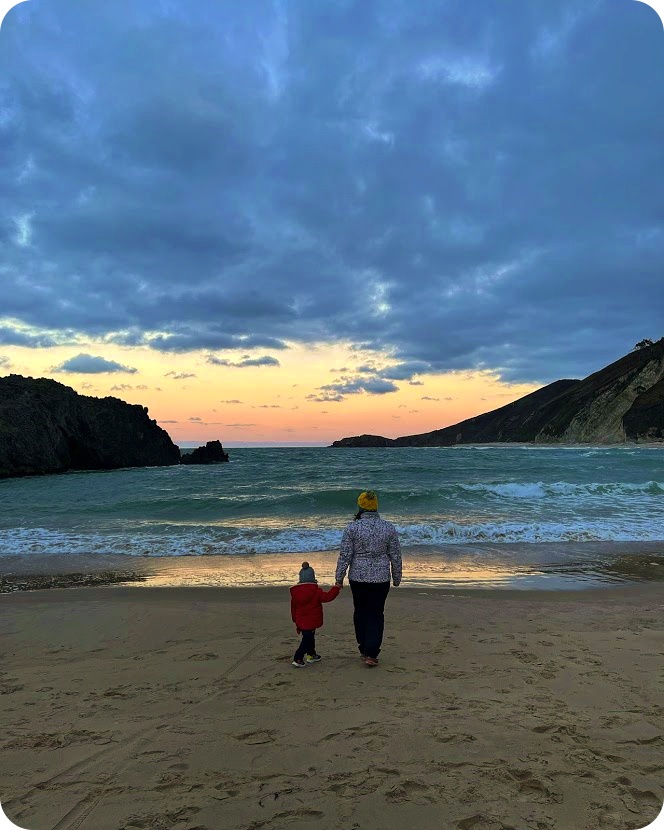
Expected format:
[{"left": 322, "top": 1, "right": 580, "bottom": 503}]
[
  {"left": 2, "top": 1, "right": 663, "bottom": 381},
  {"left": 0, "top": 325, "right": 61, "bottom": 348},
  {"left": 52, "top": 354, "right": 137, "bottom": 374},
  {"left": 164, "top": 371, "right": 196, "bottom": 379},
  {"left": 321, "top": 377, "right": 399, "bottom": 396},
  {"left": 221, "top": 399, "right": 243, "bottom": 404},
  {"left": 421, "top": 396, "right": 440, "bottom": 401}
]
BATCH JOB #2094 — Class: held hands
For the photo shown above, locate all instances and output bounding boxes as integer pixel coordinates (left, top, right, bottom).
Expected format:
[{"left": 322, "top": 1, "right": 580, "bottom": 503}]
[{"left": 334, "top": 581, "right": 343, "bottom": 589}]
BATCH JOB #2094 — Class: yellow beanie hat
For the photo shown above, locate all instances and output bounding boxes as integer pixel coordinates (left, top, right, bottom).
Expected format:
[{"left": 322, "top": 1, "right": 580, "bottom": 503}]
[{"left": 357, "top": 490, "right": 378, "bottom": 511}]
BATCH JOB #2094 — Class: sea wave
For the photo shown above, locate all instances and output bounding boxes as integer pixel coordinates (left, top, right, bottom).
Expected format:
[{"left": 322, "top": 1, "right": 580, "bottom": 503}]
[
  {"left": 1, "top": 515, "right": 663, "bottom": 558},
  {"left": 51, "top": 480, "right": 664, "bottom": 520},
  {"left": 459, "top": 481, "right": 664, "bottom": 499}
]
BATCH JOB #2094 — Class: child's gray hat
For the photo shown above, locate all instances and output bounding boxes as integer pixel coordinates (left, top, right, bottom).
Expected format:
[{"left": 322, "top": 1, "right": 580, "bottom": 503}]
[{"left": 298, "top": 562, "right": 317, "bottom": 583}]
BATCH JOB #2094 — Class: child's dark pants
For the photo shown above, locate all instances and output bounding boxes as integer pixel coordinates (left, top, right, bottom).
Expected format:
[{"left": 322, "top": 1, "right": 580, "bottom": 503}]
[{"left": 294, "top": 629, "right": 316, "bottom": 662}]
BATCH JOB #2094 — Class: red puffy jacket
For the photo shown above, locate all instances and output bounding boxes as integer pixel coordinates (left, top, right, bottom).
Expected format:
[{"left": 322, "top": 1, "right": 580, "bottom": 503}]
[{"left": 290, "top": 583, "right": 340, "bottom": 631}]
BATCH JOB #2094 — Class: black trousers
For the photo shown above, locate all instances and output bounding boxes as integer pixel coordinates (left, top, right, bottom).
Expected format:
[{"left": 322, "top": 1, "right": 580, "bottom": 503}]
[
  {"left": 294, "top": 629, "right": 316, "bottom": 662},
  {"left": 349, "top": 580, "right": 390, "bottom": 659}
]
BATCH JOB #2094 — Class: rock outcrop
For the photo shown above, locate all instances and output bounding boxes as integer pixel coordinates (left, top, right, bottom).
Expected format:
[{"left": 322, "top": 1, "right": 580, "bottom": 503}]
[
  {"left": 180, "top": 440, "right": 230, "bottom": 464},
  {"left": 332, "top": 339, "right": 664, "bottom": 447},
  {"left": 0, "top": 375, "right": 181, "bottom": 478}
]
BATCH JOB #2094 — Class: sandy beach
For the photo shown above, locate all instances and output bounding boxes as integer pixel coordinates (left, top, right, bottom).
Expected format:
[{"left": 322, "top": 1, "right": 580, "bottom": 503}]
[{"left": 2, "top": 580, "right": 664, "bottom": 830}]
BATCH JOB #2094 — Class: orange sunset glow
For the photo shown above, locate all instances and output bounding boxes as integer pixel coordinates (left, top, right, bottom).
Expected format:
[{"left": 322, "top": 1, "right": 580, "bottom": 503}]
[{"left": 2, "top": 339, "right": 539, "bottom": 445}]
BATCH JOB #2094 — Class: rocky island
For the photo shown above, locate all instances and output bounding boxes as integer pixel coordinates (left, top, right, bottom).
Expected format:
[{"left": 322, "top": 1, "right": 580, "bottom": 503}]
[
  {"left": 180, "top": 440, "right": 230, "bottom": 464},
  {"left": 332, "top": 339, "right": 664, "bottom": 447},
  {"left": 0, "top": 375, "right": 181, "bottom": 478}
]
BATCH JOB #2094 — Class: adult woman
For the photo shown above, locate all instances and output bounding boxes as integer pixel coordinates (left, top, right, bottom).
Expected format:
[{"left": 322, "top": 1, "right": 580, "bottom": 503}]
[{"left": 334, "top": 490, "right": 402, "bottom": 667}]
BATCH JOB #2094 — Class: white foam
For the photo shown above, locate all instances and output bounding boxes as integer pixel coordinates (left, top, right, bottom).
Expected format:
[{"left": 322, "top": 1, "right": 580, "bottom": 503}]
[{"left": 1, "top": 515, "right": 664, "bottom": 559}]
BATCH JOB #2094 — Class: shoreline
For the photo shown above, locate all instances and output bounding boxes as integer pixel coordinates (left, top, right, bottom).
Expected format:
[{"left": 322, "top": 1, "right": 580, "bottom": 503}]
[{"left": 1, "top": 540, "right": 663, "bottom": 593}]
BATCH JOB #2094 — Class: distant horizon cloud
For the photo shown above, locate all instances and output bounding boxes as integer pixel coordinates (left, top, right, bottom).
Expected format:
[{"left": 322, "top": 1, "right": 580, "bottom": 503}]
[
  {"left": 51, "top": 354, "right": 138, "bottom": 374},
  {"left": 207, "top": 355, "right": 280, "bottom": 368},
  {"left": 164, "top": 371, "right": 196, "bottom": 380}
]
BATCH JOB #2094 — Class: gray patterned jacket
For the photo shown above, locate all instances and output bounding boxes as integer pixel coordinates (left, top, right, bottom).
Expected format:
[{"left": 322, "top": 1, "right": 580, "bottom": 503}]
[{"left": 335, "top": 512, "right": 402, "bottom": 586}]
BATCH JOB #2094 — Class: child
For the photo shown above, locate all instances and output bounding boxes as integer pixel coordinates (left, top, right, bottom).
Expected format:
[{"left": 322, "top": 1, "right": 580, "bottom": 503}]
[{"left": 290, "top": 562, "right": 341, "bottom": 667}]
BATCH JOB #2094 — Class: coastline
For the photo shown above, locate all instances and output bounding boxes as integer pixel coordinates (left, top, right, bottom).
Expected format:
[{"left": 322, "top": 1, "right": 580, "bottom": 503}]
[
  {"left": 2, "top": 582, "right": 663, "bottom": 829},
  {"left": 2, "top": 540, "right": 663, "bottom": 593}
]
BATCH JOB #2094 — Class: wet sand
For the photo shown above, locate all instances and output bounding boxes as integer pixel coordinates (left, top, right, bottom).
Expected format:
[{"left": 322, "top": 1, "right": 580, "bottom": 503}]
[
  {"left": 2, "top": 581, "right": 664, "bottom": 830},
  {"left": 2, "top": 540, "right": 664, "bottom": 593}
]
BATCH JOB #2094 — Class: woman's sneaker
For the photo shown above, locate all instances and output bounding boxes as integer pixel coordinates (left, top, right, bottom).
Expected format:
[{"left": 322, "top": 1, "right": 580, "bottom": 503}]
[
  {"left": 292, "top": 659, "right": 307, "bottom": 668},
  {"left": 363, "top": 656, "right": 379, "bottom": 667},
  {"left": 305, "top": 654, "right": 322, "bottom": 663}
]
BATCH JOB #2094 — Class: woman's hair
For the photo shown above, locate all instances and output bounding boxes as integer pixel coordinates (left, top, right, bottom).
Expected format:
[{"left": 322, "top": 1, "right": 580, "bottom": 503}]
[{"left": 354, "top": 507, "right": 377, "bottom": 520}]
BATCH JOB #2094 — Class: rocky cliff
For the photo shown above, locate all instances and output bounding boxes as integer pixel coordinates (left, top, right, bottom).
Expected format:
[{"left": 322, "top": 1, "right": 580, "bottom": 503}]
[
  {"left": 0, "top": 375, "right": 181, "bottom": 478},
  {"left": 331, "top": 340, "right": 664, "bottom": 447}
]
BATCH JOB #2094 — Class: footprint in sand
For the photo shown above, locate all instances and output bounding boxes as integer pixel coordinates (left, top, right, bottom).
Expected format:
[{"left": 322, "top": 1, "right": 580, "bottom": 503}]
[
  {"left": 507, "top": 770, "right": 562, "bottom": 804},
  {"left": 510, "top": 650, "right": 540, "bottom": 664},
  {"left": 434, "top": 732, "right": 477, "bottom": 744},
  {"left": 187, "top": 652, "right": 219, "bottom": 661},
  {"left": 234, "top": 729, "right": 278, "bottom": 745},
  {"left": 248, "top": 808, "right": 325, "bottom": 829},
  {"left": 385, "top": 779, "right": 438, "bottom": 805},
  {"left": 457, "top": 818, "right": 517, "bottom": 830},
  {"left": 125, "top": 806, "right": 201, "bottom": 828}
]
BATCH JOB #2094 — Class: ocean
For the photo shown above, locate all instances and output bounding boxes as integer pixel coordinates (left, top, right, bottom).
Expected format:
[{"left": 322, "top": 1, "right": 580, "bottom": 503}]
[{"left": 0, "top": 445, "right": 662, "bottom": 563}]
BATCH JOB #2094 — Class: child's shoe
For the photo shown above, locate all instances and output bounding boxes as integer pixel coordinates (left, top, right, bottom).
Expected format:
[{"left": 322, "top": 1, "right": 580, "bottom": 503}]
[
  {"left": 292, "top": 659, "right": 307, "bottom": 668},
  {"left": 305, "top": 654, "right": 322, "bottom": 663}
]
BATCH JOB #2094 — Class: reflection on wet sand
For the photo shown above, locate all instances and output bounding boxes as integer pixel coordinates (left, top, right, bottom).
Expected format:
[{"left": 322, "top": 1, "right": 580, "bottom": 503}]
[{"left": 1, "top": 541, "right": 663, "bottom": 592}]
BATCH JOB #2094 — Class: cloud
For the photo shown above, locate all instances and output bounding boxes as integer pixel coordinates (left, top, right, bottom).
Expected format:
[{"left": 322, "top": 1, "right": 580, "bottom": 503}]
[
  {"left": 258, "top": 404, "right": 281, "bottom": 408},
  {"left": 159, "top": 419, "right": 179, "bottom": 423},
  {"left": 207, "top": 355, "right": 280, "bottom": 368},
  {"left": 421, "top": 396, "right": 440, "bottom": 401},
  {"left": 142, "top": 331, "right": 288, "bottom": 353},
  {"left": 188, "top": 416, "right": 202, "bottom": 421},
  {"left": 306, "top": 393, "right": 344, "bottom": 403},
  {"left": 164, "top": 371, "right": 196, "bottom": 379},
  {"left": 221, "top": 399, "right": 243, "bottom": 404},
  {"left": 320, "top": 377, "right": 399, "bottom": 397},
  {"left": 1, "top": 1, "right": 663, "bottom": 382},
  {"left": 110, "top": 383, "right": 148, "bottom": 391},
  {"left": 0, "top": 325, "right": 61, "bottom": 348},
  {"left": 0, "top": 356, "right": 10, "bottom": 369},
  {"left": 52, "top": 354, "right": 138, "bottom": 374},
  {"left": 225, "top": 423, "right": 257, "bottom": 427}
]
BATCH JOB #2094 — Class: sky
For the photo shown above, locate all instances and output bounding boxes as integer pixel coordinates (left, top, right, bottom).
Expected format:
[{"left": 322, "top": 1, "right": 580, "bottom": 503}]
[{"left": 1, "top": 0, "right": 663, "bottom": 445}]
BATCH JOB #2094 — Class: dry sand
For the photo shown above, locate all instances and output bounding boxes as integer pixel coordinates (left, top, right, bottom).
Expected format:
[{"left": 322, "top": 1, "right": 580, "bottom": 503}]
[{"left": 1, "top": 583, "right": 664, "bottom": 830}]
